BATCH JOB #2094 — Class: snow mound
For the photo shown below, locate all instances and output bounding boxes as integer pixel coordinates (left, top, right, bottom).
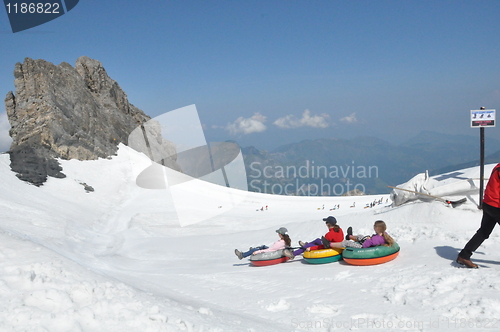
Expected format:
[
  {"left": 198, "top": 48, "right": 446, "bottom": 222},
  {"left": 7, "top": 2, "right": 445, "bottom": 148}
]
[{"left": 391, "top": 164, "right": 495, "bottom": 206}]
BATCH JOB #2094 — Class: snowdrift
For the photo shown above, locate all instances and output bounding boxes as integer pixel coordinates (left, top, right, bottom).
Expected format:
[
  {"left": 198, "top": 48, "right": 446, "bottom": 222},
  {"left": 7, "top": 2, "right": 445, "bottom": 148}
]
[
  {"left": 0, "top": 145, "right": 499, "bottom": 332},
  {"left": 390, "top": 164, "right": 496, "bottom": 207}
]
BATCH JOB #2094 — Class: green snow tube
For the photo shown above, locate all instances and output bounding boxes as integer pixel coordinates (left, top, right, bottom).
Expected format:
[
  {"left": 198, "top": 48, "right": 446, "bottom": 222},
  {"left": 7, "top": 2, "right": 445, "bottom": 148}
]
[{"left": 342, "top": 243, "right": 400, "bottom": 266}]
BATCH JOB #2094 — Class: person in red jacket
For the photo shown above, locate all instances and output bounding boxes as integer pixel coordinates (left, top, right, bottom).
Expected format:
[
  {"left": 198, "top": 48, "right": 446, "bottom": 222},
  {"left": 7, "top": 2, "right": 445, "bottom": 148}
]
[
  {"left": 457, "top": 163, "right": 500, "bottom": 268},
  {"left": 284, "top": 216, "right": 343, "bottom": 260}
]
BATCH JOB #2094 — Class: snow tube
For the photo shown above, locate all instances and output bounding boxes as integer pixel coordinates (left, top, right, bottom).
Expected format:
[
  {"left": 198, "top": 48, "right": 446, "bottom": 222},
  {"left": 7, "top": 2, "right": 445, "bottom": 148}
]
[
  {"left": 250, "top": 250, "right": 289, "bottom": 266},
  {"left": 303, "top": 248, "right": 343, "bottom": 264},
  {"left": 342, "top": 243, "right": 400, "bottom": 266}
]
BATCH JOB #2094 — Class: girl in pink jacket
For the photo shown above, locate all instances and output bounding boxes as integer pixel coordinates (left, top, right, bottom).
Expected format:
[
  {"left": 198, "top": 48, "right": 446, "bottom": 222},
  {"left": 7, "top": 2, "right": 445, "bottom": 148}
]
[{"left": 235, "top": 227, "right": 291, "bottom": 259}]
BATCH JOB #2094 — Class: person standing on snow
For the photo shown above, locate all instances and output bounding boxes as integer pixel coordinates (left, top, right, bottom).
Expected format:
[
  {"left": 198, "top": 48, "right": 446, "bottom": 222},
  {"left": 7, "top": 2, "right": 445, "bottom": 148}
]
[{"left": 457, "top": 163, "right": 500, "bottom": 268}]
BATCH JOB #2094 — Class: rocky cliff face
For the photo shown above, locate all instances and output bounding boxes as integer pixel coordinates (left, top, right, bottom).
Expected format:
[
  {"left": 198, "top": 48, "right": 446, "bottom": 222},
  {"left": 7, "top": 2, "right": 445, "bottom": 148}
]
[{"left": 4, "top": 56, "right": 177, "bottom": 186}]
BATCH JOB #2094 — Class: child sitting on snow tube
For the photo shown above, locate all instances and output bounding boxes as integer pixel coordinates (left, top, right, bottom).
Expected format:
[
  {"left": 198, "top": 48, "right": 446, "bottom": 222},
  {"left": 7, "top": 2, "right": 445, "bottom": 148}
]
[
  {"left": 234, "top": 227, "right": 291, "bottom": 260},
  {"left": 283, "top": 216, "right": 344, "bottom": 260},
  {"left": 322, "top": 220, "right": 394, "bottom": 249}
]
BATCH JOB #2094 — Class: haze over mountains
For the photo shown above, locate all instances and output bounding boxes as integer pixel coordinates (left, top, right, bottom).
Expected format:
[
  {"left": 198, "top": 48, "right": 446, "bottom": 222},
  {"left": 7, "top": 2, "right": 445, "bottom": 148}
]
[
  {"left": 3, "top": 56, "right": 497, "bottom": 196},
  {"left": 242, "top": 131, "right": 500, "bottom": 195}
]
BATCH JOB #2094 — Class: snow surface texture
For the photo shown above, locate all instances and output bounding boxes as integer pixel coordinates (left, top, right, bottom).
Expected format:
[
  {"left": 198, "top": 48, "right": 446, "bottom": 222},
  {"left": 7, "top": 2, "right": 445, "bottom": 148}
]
[{"left": 0, "top": 145, "right": 499, "bottom": 331}]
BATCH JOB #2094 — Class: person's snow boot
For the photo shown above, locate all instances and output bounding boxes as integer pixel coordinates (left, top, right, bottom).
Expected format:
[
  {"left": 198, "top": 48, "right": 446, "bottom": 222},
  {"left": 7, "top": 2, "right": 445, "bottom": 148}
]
[
  {"left": 456, "top": 255, "right": 478, "bottom": 268},
  {"left": 345, "top": 227, "right": 353, "bottom": 240},
  {"left": 284, "top": 249, "right": 295, "bottom": 260},
  {"left": 321, "top": 236, "right": 330, "bottom": 249},
  {"left": 235, "top": 249, "right": 243, "bottom": 260},
  {"left": 299, "top": 241, "right": 306, "bottom": 247}
]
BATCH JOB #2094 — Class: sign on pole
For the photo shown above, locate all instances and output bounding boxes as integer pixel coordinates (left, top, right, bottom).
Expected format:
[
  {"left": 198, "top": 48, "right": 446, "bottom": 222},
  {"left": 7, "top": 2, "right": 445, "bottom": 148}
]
[
  {"left": 471, "top": 108, "right": 495, "bottom": 209},
  {"left": 471, "top": 109, "right": 496, "bottom": 127}
]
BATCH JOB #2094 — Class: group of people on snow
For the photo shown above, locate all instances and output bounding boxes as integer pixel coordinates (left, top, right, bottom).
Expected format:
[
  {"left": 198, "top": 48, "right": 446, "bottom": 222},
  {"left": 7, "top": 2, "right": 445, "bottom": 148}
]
[
  {"left": 234, "top": 216, "right": 395, "bottom": 261},
  {"left": 236, "top": 163, "right": 500, "bottom": 269}
]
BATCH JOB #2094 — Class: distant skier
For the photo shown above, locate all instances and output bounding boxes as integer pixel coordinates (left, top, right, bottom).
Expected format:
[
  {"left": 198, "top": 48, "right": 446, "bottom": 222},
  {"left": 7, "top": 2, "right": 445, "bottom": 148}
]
[{"left": 457, "top": 163, "right": 500, "bottom": 268}]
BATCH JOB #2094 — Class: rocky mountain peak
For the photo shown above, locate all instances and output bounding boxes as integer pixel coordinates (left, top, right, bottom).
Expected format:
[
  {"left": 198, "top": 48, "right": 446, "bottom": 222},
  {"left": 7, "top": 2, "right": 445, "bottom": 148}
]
[{"left": 4, "top": 56, "right": 175, "bottom": 186}]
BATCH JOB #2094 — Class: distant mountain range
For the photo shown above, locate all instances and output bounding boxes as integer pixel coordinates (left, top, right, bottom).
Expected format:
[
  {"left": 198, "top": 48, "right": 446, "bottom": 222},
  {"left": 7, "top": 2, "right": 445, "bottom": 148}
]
[
  {"left": 431, "top": 149, "right": 500, "bottom": 176},
  {"left": 242, "top": 131, "right": 500, "bottom": 195}
]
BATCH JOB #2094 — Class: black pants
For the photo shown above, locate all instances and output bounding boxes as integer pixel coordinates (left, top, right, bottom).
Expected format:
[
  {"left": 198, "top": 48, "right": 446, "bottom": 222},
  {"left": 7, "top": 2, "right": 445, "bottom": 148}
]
[{"left": 459, "top": 202, "right": 500, "bottom": 259}]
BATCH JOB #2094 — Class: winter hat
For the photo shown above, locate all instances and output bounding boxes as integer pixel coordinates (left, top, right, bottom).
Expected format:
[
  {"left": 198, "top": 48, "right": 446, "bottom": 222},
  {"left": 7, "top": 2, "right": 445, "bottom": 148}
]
[
  {"left": 276, "top": 227, "right": 288, "bottom": 235},
  {"left": 323, "top": 216, "right": 337, "bottom": 225}
]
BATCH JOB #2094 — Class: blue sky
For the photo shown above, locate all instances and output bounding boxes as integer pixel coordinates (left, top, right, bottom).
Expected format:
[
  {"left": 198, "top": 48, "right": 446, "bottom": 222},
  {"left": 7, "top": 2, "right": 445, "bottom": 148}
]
[{"left": 1, "top": 0, "right": 500, "bottom": 151}]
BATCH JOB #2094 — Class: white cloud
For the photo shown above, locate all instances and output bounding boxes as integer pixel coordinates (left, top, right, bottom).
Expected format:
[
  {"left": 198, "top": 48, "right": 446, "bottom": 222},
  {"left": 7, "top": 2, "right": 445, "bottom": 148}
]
[
  {"left": 226, "top": 112, "right": 267, "bottom": 135},
  {"left": 340, "top": 112, "right": 358, "bottom": 124},
  {"left": 273, "top": 109, "right": 329, "bottom": 129},
  {"left": 0, "top": 112, "right": 12, "bottom": 152}
]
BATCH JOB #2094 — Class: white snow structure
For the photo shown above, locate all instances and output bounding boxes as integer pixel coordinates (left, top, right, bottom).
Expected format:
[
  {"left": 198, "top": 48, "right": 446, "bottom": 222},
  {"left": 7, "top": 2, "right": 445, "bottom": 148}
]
[{"left": 390, "top": 164, "right": 496, "bottom": 206}]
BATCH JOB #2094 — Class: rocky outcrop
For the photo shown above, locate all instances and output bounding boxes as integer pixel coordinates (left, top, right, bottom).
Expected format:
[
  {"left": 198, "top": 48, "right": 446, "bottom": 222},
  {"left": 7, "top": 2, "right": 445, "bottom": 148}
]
[
  {"left": 342, "top": 189, "right": 366, "bottom": 196},
  {"left": 4, "top": 56, "right": 178, "bottom": 186}
]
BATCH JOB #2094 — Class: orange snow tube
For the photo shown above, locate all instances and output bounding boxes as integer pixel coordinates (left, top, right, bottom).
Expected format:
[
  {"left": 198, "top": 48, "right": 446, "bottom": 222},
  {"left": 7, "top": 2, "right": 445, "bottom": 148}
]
[{"left": 342, "top": 243, "right": 400, "bottom": 266}]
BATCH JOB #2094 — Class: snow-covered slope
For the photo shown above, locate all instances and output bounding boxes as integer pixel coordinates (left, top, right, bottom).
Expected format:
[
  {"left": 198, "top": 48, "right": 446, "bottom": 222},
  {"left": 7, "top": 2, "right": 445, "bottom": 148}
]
[{"left": 1, "top": 145, "right": 499, "bottom": 331}]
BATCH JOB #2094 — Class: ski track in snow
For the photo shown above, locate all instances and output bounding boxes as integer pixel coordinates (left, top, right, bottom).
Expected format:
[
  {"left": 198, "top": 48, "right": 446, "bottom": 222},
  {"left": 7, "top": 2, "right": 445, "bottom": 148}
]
[{"left": 1, "top": 146, "right": 499, "bottom": 331}]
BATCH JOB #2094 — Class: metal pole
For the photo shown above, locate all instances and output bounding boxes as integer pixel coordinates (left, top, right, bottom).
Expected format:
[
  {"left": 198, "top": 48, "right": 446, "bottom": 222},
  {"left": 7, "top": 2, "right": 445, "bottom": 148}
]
[{"left": 479, "top": 107, "right": 486, "bottom": 209}]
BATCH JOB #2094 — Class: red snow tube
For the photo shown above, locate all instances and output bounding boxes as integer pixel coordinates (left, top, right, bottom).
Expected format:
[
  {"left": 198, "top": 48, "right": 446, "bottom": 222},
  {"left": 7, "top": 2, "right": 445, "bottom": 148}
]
[{"left": 249, "top": 250, "right": 289, "bottom": 266}]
